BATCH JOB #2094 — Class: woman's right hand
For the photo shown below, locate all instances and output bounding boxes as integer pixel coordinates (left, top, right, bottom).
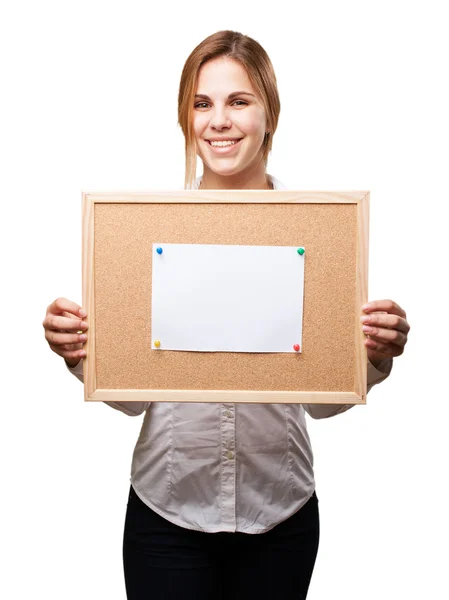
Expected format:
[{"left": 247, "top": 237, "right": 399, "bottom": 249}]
[{"left": 43, "top": 298, "right": 88, "bottom": 367}]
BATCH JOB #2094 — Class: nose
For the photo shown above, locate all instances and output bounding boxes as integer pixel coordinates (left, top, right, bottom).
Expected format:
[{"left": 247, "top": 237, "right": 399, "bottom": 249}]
[{"left": 209, "top": 105, "right": 232, "bottom": 130}]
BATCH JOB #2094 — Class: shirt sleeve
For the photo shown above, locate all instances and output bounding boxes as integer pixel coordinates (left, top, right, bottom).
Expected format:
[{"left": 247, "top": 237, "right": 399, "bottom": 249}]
[
  {"left": 65, "top": 359, "right": 150, "bottom": 416},
  {"left": 302, "top": 357, "right": 393, "bottom": 420}
]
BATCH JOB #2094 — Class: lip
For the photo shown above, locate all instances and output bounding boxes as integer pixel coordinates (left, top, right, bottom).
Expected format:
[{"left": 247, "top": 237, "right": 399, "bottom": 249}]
[{"left": 204, "top": 138, "right": 243, "bottom": 154}]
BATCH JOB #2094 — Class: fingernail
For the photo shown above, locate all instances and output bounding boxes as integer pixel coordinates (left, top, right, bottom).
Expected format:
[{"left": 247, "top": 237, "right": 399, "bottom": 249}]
[
  {"left": 79, "top": 334, "right": 87, "bottom": 341},
  {"left": 80, "top": 350, "right": 86, "bottom": 357},
  {"left": 360, "top": 316, "right": 370, "bottom": 323},
  {"left": 79, "top": 309, "right": 87, "bottom": 317},
  {"left": 362, "top": 303, "right": 371, "bottom": 311},
  {"left": 81, "top": 321, "right": 88, "bottom": 329}
]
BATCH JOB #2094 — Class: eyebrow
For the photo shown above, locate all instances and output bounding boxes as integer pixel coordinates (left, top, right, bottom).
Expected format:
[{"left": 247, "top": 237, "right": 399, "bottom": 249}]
[{"left": 194, "top": 91, "right": 256, "bottom": 100}]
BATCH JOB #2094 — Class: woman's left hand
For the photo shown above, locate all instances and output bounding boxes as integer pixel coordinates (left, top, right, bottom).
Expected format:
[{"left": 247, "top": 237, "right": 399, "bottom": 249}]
[{"left": 360, "top": 299, "right": 410, "bottom": 368}]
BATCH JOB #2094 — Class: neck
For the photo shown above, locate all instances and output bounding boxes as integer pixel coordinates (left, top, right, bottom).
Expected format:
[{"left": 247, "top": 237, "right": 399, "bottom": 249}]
[{"left": 199, "top": 163, "right": 272, "bottom": 190}]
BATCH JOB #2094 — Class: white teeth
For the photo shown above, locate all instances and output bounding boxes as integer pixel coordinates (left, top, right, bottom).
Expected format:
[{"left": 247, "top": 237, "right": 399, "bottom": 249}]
[{"left": 209, "top": 140, "right": 238, "bottom": 147}]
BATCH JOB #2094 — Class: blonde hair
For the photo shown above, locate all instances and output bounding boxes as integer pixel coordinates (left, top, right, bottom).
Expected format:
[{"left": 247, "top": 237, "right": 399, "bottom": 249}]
[{"left": 178, "top": 30, "right": 281, "bottom": 189}]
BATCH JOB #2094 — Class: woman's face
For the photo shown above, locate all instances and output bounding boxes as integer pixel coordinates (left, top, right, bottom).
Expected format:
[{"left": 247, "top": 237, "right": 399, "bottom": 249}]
[{"left": 193, "top": 57, "right": 267, "bottom": 179}]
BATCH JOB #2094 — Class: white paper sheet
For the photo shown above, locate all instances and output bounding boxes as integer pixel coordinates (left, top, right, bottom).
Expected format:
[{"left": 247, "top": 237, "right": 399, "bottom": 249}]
[{"left": 151, "top": 243, "right": 305, "bottom": 353}]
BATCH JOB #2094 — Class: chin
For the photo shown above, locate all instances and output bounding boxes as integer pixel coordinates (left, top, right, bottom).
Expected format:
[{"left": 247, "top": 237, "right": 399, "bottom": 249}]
[
  {"left": 210, "top": 165, "right": 245, "bottom": 177},
  {"left": 201, "top": 158, "right": 250, "bottom": 178}
]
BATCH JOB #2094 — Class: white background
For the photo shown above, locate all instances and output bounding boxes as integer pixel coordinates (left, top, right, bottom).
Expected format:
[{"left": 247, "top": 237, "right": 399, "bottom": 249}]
[{"left": 1, "top": 1, "right": 447, "bottom": 598}]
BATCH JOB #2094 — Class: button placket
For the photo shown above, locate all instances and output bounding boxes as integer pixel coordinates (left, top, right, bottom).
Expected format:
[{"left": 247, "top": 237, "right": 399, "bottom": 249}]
[{"left": 220, "top": 402, "right": 236, "bottom": 531}]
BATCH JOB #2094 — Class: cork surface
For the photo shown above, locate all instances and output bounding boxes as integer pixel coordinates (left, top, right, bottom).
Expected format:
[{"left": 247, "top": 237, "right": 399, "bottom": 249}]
[{"left": 94, "top": 202, "right": 357, "bottom": 392}]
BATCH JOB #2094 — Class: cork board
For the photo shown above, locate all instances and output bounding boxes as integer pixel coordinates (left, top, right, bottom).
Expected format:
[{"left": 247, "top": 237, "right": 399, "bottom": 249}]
[{"left": 82, "top": 191, "right": 369, "bottom": 404}]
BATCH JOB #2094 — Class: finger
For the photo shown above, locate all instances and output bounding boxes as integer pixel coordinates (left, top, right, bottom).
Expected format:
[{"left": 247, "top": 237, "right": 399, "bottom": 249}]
[
  {"left": 49, "top": 343, "right": 86, "bottom": 361},
  {"left": 361, "top": 312, "right": 410, "bottom": 334},
  {"left": 44, "top": 315, "right": 88, "bottom": 332},
  {"left": 45, "top": 330, "right": 87, "bottom": 346},
  {"left": 364, "top": 337, "right": 404, "bottom": 357},
  {"left": 362, "top": 300, "right": 407, "bottom": 319},
  {"left": 362, "top": 325, "right": 408, "bottom": 348},
  {"left": 47, "top": 297, "right": 87, "bottom": 318},
  {"left": 62, "top": 310, "right": 83, "bottom": 320}
]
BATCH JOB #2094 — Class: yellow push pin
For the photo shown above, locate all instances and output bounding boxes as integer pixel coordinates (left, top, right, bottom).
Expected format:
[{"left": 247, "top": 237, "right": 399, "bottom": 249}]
[{"left": 154, "top": 340, "right": 161, "bottom": 348}]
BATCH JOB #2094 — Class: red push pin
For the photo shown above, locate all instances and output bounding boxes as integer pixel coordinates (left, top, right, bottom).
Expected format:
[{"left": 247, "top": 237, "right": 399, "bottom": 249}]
[{"left": 293, "top": 344, "right": 300, "bottom": 352}]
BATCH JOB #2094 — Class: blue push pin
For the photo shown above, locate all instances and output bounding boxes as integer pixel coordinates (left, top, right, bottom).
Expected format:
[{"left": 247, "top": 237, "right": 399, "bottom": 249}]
[{"left": 156, "top": 247, "right": 163, "bottom": 255}]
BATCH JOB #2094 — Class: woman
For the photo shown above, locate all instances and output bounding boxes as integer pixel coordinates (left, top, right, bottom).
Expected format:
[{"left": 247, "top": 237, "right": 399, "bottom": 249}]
[{"left": 43, "top": 31, "right": 410, "bottom": 600}]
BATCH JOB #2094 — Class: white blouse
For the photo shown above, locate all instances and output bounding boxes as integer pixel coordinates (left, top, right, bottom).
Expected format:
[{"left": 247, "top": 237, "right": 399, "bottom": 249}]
[{"left": 68, "top": 175, "right": 393, "bottom": 533}]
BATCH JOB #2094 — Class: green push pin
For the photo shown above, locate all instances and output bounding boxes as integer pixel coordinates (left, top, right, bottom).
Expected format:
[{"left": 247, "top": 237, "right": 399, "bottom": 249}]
[{"left": 297, "top": 247, "right": 305, "bottom": 255}]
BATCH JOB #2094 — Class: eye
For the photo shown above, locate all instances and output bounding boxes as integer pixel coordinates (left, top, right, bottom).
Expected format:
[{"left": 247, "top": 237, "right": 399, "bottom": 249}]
[
  {"left": 194, "top": 102, "right": 210, "bottom": 109},
  {"left": 232, "top": 100, "right": 248, "bottom": 107}
]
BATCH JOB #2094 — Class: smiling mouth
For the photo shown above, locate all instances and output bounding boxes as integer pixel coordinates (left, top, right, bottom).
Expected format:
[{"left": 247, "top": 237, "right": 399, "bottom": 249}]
[{"left": 205, "top": 138, "right": 243, "bottom": 147}]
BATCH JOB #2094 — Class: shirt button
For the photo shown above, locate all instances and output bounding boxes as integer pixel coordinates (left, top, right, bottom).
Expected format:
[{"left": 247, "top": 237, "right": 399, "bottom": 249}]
[
  {"left": 226, "top": 451, "right": 234, "bottom": 460},
  {"left": 225, "top": 411, "right": 232, "bottom": 418}
]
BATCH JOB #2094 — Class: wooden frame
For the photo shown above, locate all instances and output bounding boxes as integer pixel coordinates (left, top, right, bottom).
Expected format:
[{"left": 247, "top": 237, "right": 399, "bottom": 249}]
[{"left": 82, "top": 191, "right": 369, "bottom": 404}]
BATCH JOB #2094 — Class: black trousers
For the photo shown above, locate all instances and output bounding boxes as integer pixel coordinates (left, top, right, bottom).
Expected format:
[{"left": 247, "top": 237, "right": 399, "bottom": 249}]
[{"left": 123, "top": 485, "right": 320, "bottom": 600}]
